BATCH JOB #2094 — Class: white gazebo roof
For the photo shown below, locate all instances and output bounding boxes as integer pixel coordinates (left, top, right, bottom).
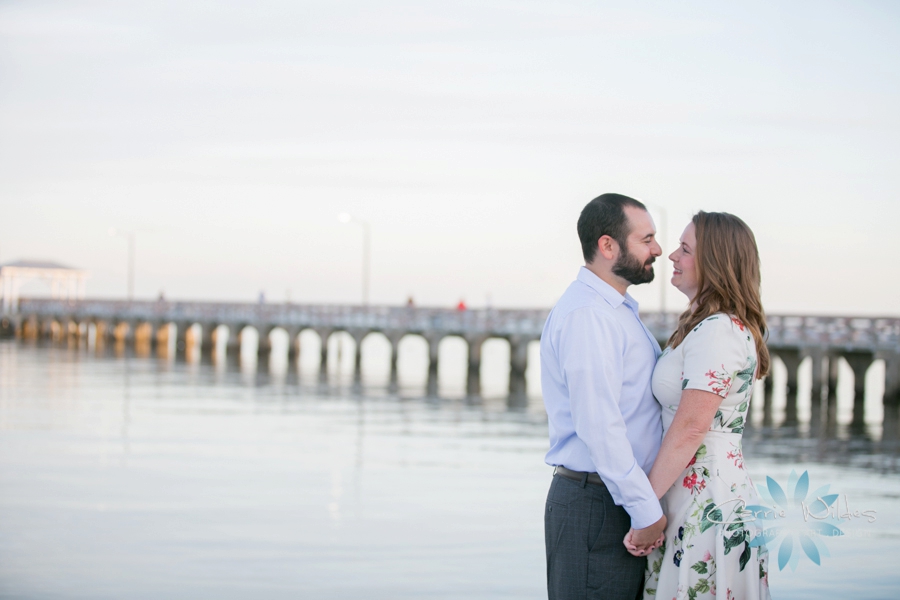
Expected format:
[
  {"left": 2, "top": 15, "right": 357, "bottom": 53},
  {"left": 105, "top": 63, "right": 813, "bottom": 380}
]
[
  {"left": 1, "top": 259, "right": 89, "bottom": 313},
  {"left": 1, "top": 259, "right": 82, "bottom": 270}
]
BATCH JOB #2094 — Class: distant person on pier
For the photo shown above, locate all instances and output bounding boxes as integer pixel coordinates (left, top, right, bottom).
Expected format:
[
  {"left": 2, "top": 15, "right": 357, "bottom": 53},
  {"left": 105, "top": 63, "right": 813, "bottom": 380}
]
[{"left": 541, "top": 193, "right": 665, "bottom": 600}]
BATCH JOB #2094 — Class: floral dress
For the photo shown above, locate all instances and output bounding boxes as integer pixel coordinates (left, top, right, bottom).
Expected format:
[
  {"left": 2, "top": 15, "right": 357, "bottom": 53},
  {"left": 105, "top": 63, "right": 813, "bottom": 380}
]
[{"left": 643, "top": 314, "right": 771, "bottom": 600}]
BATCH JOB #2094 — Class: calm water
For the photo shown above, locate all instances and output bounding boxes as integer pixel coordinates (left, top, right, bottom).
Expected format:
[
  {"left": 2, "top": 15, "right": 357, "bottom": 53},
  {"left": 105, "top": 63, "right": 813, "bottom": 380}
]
[{"left": 1, "top": 340, "right": 898, "bottom": 599}]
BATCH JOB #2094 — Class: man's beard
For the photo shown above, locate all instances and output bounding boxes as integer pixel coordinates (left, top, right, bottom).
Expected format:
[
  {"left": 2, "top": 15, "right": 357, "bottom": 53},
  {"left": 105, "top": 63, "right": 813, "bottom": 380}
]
[{"left": 613, "top": 246, "right": 655, "bottom": 285}]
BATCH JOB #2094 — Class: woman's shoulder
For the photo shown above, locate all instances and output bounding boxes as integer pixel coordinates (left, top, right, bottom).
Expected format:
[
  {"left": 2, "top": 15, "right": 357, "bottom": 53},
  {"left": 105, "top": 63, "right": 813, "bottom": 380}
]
[
  {"left": 682, "top": 313, "right": 757, "bottom": 384},
  {"left": 689, "top": 312, "right": 744, "bottom": 332},
  {"left": 685, "top": 313, "right": 752, "bottom": 346}
]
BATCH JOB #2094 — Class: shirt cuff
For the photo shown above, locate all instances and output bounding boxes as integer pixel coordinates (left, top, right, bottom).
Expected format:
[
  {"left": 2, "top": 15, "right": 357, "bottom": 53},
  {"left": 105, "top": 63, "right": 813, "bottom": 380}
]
[{"left": 627, "top": 497, "right": 664, "bottom": 530}]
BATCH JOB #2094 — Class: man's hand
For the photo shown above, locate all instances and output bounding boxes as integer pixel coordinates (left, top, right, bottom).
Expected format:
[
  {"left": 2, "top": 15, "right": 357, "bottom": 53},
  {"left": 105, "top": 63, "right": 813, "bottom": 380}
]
[{"left": 623, "top": 515, "right": 666, "bottom": 557}]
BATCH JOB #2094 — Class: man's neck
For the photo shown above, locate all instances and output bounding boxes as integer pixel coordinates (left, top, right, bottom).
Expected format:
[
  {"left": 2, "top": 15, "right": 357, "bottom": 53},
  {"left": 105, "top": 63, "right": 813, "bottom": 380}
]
[{"left": 584, "top": 262, "right": 629, "bottom": 297}]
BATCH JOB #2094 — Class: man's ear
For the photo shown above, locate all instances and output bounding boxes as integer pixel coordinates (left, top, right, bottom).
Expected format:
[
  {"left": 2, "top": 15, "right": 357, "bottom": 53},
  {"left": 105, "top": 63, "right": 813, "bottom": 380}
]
[{"left": 597, "top": 235, "right": 619, "bottom": 261}]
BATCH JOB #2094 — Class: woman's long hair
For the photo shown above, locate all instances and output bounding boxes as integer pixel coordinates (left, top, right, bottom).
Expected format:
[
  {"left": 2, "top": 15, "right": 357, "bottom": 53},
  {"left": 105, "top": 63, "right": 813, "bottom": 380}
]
[{"left": 666, "top": 211, "right": 770, "bottom": 378}]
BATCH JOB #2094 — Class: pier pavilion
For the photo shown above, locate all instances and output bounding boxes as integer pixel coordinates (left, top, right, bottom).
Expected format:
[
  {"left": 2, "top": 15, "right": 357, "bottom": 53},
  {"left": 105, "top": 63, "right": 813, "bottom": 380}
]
[{"left": 0, "top": 260, "right": 88, "bottom": 314}]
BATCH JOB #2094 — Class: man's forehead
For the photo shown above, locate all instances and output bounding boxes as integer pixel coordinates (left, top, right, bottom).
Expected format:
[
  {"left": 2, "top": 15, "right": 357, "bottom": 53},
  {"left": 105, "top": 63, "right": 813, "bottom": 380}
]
[{"left": 624, "top": 206, "right": 656, "bottom": 235}]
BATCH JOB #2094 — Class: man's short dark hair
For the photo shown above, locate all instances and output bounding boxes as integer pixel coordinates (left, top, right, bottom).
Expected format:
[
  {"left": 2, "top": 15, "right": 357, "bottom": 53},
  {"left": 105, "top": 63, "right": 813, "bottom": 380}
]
[{"left": 577, "top": 193, "right": 647, "bottom": 263}]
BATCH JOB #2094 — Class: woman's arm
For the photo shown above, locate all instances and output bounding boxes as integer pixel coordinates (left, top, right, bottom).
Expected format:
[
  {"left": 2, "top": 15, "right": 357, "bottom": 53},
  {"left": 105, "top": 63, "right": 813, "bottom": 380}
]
[{"left": 647, "top": 389, "right": 723, "bottom": 499}]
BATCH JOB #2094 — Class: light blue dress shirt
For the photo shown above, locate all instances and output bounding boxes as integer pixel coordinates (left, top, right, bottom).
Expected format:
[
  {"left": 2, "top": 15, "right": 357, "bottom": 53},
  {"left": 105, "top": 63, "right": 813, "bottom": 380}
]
[{"left": 541, "top": 267, "right": 663, "bottom": 529}]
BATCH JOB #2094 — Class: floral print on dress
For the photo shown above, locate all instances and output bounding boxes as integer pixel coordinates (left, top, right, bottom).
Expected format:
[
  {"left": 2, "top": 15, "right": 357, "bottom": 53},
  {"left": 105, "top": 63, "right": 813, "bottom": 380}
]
[
  {"left": 682, "top": 444, "right": 710, "bottom": 495},
  {"left": 704, "top": 366, "right": 733, "bottom": 396},
  {"left": 726, "top": 443, "right": 744, "bottom": 469}
]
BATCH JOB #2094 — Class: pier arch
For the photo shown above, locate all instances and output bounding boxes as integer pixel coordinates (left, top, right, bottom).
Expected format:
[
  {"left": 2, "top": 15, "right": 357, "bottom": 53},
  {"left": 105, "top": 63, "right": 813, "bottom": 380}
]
[
  {"left": 437, "top": 335, "right": 468, "bottom": 397},
  {"left": 325, "top": 331, "right": 356, "bottom": 376},
  {"left": 396, "top": 334, "right": 429, "bottom": 386},
  {"left": 237, "top": 326, "right": 259, "bottom": 360},
  {"left": 297, "top": 328, "right": 324, "bottom": 372},
  {"left": 359, "top": 331, "right": 391, "bottom": 383},
  {"left": 265, "top": 327, "right": 291, "bottom": 368},
  {"left": 480, "top": 337, "right": 511, "bottom": 398}
]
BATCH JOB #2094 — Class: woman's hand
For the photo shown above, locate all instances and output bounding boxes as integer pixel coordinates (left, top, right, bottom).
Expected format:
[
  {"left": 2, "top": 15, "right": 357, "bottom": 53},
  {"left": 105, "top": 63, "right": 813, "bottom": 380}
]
[{"left": 623, "top": 521, "right": 666, "bottom": 557}]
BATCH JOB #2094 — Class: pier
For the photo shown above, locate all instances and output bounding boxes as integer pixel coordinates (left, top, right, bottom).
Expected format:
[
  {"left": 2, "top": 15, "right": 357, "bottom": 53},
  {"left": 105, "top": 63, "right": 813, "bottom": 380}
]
[{"left": 5, "top": 298, "right": 900, "bottom": 425}]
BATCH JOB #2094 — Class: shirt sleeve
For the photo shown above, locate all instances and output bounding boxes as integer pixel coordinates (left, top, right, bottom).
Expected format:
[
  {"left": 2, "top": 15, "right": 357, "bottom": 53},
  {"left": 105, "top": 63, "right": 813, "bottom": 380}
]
[
  {"left": 681, "top": 315, "right": 752, "bottom": 398},
  {"left": 558, "top": 306, "right": 662, "bottom": 530}
]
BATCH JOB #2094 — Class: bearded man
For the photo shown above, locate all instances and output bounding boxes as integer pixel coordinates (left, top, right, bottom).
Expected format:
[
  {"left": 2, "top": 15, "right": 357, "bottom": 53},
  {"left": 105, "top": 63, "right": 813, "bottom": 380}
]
[{"left": 540, "top": 193, "right": 667, "bottom": 600}]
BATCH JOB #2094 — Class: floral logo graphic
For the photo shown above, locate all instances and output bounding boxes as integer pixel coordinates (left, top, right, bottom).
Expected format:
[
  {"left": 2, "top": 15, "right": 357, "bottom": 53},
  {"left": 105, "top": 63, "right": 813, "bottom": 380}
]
[{"left": 745, "top": 470, "right": 845, "bottom": 571}]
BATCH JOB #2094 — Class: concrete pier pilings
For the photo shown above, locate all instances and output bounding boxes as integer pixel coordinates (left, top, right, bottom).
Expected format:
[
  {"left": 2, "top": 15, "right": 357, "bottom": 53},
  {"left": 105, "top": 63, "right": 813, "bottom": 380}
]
[
  {"left": 285, "top": 327, "right": 301, "bottom": 360},
  {"left": 200, "top": 323, "right": 217, "bottom": 353},
  {"left": 315, "top": 328, "right": 332, "bottom": 372},
  {"left": 761, "top": 349, "right": 882, "bottom": 429},
  {"left": 7, "top": 300, "right": 900, "bottom": 409},
  {"left": 881, "top": 351, "right": 900, "bottom": 407}
]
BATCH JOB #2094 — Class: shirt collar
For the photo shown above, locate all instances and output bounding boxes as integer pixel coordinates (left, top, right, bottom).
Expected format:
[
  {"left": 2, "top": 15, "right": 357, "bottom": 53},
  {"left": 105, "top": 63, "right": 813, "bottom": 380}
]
[{"left": 576, "top": 266, "right": 641, "bottom": 311}]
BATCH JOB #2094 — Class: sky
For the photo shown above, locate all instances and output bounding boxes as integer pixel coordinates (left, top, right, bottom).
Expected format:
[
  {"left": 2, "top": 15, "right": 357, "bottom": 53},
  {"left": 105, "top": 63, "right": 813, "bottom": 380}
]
[{"left": 1, "top": 0, "right": 899, "bottom": 315}]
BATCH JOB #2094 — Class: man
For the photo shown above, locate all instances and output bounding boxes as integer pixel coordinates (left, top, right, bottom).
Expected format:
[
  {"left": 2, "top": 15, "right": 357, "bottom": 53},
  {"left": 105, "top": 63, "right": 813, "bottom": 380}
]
[{"left": 541, "top": 193, "right": 667, "bottom": 600}]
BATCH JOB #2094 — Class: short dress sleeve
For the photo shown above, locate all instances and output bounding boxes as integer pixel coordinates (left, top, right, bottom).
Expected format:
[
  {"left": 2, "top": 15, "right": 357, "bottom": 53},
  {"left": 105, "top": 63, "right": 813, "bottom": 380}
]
[{"left": 680, "top": 314, "right": 754, "bottom": 398}]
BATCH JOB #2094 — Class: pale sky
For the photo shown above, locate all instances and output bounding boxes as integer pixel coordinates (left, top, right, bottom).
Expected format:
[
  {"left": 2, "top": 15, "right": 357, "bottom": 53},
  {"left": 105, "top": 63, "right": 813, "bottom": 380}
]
[{"left": 2, "top": 0, "right": 899, "bottom": 315}]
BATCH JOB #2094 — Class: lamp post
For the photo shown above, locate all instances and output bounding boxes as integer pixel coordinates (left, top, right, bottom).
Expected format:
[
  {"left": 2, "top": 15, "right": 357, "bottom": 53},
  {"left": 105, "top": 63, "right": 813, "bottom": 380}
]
[
  {"left": 643, "top": 203, "right": 668, "bottom": 317},
  {"left": 338, "top": 213, "right": 370, "bottom": 306},
  {"left": 109, "top": 228, "right": 136, "bottom": 302}
]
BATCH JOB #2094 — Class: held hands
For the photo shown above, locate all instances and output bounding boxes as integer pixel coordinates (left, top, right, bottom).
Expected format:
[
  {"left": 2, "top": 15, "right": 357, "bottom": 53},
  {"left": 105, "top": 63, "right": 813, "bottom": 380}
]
[{"left": 623, "top": 515, "right": 666, "bottom": 557}]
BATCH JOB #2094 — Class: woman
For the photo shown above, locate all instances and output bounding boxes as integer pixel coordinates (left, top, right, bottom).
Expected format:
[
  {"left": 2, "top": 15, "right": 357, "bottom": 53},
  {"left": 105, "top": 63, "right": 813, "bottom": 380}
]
[{"left": 629, "top": 211, "right": 771, "bottom": 599}]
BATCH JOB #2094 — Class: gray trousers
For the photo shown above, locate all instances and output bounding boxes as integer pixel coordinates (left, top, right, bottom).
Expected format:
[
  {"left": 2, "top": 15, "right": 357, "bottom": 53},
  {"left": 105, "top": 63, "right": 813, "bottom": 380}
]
[{"left": 545, "top": 472, "right": 646, "bottom": 600}]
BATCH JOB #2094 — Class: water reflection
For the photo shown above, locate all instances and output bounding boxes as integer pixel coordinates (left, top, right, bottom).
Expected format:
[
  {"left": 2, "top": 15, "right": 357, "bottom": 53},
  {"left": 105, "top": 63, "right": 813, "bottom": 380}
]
[
  {"left": 1, "top": 340, "right": 899, "bottom": 600},
  {"left": 6, "top": 336, "right": 899, "bottom": 473}
]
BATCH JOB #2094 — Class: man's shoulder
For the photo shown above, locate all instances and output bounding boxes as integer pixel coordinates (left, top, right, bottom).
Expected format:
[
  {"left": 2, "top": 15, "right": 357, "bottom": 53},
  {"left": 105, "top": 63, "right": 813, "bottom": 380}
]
[{"left": 548, "top": 281, "right": 620, "bottom": 330}]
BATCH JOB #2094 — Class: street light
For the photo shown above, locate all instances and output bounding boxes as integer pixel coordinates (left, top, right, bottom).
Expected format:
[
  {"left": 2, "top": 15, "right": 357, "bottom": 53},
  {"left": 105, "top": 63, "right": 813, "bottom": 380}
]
[
  {"left": 109, "top": 228, "right": 136, "bottom": 302},
  {"left": 338, "top": 213, "right": 370, "bottom": 306},
  {"left": 642, "top": 203, "right": 668, "bottom": 316}
]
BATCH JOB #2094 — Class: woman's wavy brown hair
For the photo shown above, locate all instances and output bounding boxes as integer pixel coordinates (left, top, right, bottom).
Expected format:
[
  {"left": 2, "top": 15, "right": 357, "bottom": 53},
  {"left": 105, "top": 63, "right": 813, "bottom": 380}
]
[{"left": 666, "top": 211, "right": 770, "bottom": 378}]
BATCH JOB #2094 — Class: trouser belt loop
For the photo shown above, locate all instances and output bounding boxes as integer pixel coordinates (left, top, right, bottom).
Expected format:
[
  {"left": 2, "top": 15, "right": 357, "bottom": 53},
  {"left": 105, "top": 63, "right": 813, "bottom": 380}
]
[{"left": 580, "top": 472, "right": 588, "bottom": 488}]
